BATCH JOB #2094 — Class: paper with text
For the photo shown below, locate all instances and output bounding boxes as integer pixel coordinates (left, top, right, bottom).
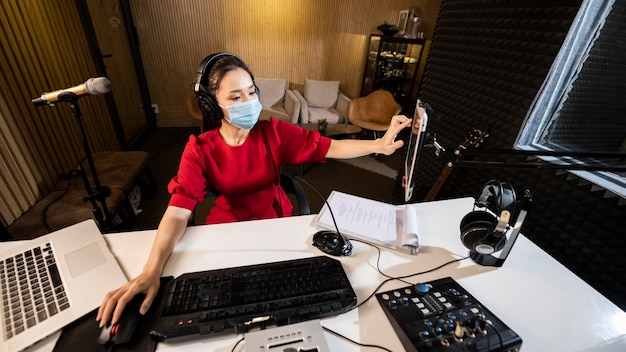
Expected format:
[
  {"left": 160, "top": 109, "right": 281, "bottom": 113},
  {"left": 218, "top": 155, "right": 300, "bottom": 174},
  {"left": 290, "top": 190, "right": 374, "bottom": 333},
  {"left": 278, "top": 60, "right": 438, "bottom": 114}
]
[{"left": 316, "top": 191, "right": 420, "bottom": 254}]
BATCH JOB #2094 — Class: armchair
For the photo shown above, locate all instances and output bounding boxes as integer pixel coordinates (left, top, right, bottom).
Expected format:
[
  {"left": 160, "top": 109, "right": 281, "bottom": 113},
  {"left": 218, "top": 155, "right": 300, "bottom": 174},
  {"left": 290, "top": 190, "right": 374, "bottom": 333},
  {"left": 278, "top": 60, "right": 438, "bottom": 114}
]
[
  {"left": 293, "top": 78, "right": 351, "bottom": 124},
  {"left": 255, "top": 78, "right": 300, "bottom": 123}
]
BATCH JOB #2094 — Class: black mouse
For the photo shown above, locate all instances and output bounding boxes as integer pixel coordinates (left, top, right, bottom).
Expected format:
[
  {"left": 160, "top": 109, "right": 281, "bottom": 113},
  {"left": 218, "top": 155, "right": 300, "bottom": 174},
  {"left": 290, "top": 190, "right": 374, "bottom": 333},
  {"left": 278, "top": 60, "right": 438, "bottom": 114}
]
[
  {"left": 97, "top": 293, "right": 145, "bottom": 346},
  {"left": 312, "top": 230, "right": 353, "bottom": 256}
]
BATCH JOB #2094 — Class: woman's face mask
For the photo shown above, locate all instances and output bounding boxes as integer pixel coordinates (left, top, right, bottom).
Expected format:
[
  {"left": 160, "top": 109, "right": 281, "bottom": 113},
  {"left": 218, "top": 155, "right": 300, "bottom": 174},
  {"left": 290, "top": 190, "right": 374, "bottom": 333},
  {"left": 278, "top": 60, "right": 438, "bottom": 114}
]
[{"left": 220, "top": 99, "right": 262, "bottom": 130}]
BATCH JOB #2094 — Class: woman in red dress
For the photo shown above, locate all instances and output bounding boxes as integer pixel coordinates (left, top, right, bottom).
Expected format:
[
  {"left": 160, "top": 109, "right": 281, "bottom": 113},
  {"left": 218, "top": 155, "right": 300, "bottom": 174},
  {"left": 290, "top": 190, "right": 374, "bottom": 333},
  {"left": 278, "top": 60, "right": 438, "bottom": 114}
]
[{"left": 97, "top": 53, "right": 414, "bottom": 326}]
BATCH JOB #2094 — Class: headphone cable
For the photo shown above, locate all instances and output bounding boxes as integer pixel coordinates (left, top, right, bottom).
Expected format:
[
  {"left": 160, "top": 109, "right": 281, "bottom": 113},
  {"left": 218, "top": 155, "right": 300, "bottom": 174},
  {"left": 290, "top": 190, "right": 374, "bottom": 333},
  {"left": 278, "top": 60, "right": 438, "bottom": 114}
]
[{"left": 349, "top": 241, "right": 470, "bottom": 310}]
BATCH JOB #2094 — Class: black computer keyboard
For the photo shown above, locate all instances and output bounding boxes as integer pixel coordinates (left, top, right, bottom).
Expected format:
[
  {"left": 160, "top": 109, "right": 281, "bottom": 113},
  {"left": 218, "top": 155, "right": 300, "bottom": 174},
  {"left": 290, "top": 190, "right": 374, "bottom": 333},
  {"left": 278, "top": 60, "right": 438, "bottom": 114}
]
[{"left": 149, "top": 256, "right": 357, "bottom": 342}]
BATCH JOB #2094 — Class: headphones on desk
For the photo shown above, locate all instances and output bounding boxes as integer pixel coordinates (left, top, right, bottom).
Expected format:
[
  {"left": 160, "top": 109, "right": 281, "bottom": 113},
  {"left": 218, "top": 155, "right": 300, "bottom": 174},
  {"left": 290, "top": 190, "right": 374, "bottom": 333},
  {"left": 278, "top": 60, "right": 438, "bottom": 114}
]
[
  {"left": 460, "top": 180, "right": 517, "bottom": 255},
  {"left": 193, "top": 52, "right": 260, "bottom": 118}
]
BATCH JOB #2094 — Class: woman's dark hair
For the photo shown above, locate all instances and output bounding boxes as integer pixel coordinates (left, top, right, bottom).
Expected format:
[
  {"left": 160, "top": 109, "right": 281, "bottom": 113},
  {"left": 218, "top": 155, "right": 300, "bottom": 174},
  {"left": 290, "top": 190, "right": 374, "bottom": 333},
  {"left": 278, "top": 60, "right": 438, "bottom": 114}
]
[{"left": 200, "top": 55, "right": 255, "bottom": 131}]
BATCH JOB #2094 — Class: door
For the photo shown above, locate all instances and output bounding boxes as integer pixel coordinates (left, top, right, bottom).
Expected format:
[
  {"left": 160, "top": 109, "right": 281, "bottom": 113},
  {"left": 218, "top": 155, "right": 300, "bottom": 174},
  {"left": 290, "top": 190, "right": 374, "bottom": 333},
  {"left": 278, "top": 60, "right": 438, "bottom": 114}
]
[{"left": 78, "top": 0, "right": 155, "bottom": 148}]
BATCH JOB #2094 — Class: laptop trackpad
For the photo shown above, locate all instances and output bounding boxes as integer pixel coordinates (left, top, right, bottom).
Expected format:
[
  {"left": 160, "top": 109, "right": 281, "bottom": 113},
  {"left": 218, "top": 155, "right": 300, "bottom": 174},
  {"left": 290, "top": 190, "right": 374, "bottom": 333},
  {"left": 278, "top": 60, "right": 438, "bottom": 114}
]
[{"left": 65, "top": 242, "right": 107, "bottom": 278}]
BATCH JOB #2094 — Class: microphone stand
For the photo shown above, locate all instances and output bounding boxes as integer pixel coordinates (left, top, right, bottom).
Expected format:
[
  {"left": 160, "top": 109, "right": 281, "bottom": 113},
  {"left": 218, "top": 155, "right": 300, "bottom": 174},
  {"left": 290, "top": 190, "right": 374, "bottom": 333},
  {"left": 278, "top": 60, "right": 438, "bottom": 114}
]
[{"left": 66, "top": 97, "right": 112, "bottom": 232}]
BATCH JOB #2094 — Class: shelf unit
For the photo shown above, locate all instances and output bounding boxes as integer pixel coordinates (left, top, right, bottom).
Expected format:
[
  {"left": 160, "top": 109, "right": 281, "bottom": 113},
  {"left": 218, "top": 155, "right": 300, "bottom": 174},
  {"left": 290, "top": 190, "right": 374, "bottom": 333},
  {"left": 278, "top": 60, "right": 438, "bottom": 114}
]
[{"left": 360, "top": 34, "right": 426, "bottom": 108}]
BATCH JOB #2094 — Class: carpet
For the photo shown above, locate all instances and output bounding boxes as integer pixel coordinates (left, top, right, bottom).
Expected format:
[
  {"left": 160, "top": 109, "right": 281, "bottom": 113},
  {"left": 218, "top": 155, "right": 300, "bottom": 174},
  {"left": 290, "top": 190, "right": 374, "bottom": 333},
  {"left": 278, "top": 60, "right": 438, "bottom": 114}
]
[
  {"left": 299, "top": 158, "right": 403, "bottom": 214},
  {"left": 335, "top": 155, "right": 400, "bottom": 179}
]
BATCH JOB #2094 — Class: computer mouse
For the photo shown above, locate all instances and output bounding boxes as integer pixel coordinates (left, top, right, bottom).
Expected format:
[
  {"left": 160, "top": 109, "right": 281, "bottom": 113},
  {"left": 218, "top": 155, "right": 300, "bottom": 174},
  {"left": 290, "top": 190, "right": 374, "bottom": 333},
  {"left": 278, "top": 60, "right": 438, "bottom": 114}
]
[
  {"left": 312, "top": 230, "right": 353, "bottom": 256},
  {"left": 97, "top": 293, "right": 144, "bottom": 346}
]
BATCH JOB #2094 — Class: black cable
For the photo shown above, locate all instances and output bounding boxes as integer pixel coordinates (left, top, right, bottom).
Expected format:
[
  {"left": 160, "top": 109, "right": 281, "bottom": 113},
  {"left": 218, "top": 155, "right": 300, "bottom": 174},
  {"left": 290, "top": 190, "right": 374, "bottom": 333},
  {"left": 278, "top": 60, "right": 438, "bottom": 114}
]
[
  {"left": 322, "top": 326, "right": 393, "bottom": 352},
  {"left": 350, "top": 254, "right": 470, "bottom": 310},
  {"left": 482, "top": 317, "right": 504, "bottom": 351},
  {"left": 351, "top": 238, "right": 413, "bottom": 286},
  {"left": 230, "top": 336, "right": 245, "bottom": 352},
  {"left": 148, "top": 129, "right": 183, "bottom": 160}
]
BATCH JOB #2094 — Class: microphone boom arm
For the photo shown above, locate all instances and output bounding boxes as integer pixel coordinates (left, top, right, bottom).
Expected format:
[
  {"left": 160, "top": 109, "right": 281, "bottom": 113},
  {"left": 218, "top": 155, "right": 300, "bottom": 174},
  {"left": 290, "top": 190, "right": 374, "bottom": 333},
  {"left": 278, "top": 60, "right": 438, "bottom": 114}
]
[{"left": 434, "top": 137, "right": 626, "bottom": 171}]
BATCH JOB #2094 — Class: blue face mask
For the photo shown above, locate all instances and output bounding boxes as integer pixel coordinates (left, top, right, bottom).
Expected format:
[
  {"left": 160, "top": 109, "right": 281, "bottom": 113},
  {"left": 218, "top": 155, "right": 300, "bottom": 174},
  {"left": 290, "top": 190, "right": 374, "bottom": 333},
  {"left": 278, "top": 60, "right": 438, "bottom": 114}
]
[{"left": 220, "top": 99, "right": 262, "bottom": 130}]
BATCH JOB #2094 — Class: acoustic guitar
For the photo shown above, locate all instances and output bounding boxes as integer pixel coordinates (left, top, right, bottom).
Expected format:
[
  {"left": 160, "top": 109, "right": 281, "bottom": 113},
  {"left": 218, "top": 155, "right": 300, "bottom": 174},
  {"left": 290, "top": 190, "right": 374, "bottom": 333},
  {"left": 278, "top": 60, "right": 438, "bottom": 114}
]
[{"left": 423, "top": 126, "right": 490, "bottom": 201}]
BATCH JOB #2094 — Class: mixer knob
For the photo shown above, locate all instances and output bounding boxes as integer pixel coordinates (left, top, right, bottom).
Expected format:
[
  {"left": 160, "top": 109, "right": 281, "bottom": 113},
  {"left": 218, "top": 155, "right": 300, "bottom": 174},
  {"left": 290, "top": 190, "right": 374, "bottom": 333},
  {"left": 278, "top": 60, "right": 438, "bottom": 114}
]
[
  {"left": 389, "top": 299, "right": 398, "bottom": 309},
  {"left": 414, "top": 283, "right": 430, "bottom": 295}
]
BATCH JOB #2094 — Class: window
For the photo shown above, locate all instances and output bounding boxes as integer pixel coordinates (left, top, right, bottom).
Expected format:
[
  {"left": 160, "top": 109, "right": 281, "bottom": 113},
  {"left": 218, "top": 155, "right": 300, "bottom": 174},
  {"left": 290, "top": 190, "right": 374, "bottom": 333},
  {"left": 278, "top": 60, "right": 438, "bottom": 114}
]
[{"left": 516, "top": 0, "right": 626, "bottom": 197}]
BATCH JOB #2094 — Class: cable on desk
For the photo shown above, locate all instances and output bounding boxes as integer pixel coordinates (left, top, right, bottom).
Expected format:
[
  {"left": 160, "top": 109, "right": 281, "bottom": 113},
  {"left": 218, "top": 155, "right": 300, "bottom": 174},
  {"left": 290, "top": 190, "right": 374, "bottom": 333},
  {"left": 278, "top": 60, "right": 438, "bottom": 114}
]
[
  {"left": 322, "top": 325, "right": 393, "bottom": 352},
  {"left": 353, "top": 239, "right": 412, "bottom": 286},
  {"left": 350, "top": 253, "right": 470, "bottom": 310},
  {"left": 230, "top": 336, "right": 245, "bottom": 352}
]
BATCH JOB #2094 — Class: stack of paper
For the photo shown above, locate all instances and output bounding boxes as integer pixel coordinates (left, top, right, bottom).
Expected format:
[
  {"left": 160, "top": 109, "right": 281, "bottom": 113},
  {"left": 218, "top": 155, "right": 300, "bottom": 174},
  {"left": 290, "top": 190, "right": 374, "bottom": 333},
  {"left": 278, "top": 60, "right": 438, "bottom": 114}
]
[{"left": 315, "top": 191, "right": 420, "bottom": 255}]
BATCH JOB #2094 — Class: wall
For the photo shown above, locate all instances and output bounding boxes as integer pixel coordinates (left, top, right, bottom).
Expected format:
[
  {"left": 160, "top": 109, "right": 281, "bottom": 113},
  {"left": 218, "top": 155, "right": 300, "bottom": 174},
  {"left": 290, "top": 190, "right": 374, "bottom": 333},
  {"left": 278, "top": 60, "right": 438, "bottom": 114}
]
[
  {"left": 0, "top": 0, "right": 440, "bottom": 227},
  {"left": 0, "top": 0, "right": 119, "bottom": 226},
  {"left": 127, "top": 0, "right": 441, "bottom": 126}
]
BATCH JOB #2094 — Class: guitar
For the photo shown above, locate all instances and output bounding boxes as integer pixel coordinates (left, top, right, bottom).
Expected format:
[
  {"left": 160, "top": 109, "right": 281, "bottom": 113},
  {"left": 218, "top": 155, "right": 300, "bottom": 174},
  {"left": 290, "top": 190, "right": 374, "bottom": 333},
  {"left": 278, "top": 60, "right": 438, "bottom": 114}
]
[{"left": 423, "top": 126, "right": 490, "bottom": 201}]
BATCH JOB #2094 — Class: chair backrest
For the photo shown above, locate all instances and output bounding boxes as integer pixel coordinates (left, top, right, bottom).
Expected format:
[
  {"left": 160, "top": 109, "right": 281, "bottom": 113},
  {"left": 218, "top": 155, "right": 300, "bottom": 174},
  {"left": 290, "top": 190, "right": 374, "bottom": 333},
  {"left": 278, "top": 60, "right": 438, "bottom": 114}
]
[
  {"left": 279, "top": 165, "right": 310, "bottom": 215},
  {"left": 186, "top": 90, "right": 204, "bottom": 121},
  {"left": 255, "top": 78, "right": 287, "bottom": 108},
  {"left": 189, "top": 165, "right": 310, "bottom": 225},
  {"left": 349, "top": 90, "right": 402, "bottom": 131}
]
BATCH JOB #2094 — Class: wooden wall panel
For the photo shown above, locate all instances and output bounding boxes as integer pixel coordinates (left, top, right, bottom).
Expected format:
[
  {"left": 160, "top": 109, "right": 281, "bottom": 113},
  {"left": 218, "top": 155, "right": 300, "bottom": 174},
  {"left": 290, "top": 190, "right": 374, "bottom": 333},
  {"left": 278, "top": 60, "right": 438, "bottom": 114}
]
[
  {"left": 0, "top": 0, "right": 440, "bottom": 226},
  {"left": 0, "top": 0, "right": 118, "bottom": 226},
  {"left": 128, "top": 0, "right": 440, "bottom": 126}
]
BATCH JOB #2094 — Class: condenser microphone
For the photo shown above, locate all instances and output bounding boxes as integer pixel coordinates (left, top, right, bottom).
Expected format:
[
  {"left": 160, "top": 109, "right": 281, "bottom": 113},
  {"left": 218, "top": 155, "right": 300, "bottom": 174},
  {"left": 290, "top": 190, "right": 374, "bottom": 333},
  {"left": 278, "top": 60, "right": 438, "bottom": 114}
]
[
  {"left": 280, "top": 166, "right": 352, "bottom": 256},
  {"left": 32, "top": 77, "right": 111, "bottom": 106}
]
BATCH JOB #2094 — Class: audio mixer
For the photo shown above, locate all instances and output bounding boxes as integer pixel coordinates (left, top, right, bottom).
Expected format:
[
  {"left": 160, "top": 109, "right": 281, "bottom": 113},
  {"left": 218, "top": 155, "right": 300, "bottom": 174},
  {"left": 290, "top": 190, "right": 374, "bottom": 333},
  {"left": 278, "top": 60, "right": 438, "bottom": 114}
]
[{"left": 376, "top": 277, "right": 522, "bottom": 352}]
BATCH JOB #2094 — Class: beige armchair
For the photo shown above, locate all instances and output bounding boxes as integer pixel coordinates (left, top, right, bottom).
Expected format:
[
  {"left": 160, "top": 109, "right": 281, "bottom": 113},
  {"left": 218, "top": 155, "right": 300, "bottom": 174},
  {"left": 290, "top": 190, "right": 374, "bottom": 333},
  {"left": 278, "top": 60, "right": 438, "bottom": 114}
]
[
  {"left": 255, "top": 78, "right": 300, "bottom": 123},
  {"left": 293, "top": 78, "right": 351, "bottom": 124}
]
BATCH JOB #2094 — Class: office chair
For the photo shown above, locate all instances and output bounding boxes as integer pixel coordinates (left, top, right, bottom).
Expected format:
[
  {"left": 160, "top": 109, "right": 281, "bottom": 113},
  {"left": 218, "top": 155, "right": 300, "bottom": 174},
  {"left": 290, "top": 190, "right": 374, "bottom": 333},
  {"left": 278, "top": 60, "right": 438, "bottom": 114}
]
[{"left": 189, "top": 165, "right": 310, "bottom": 225}]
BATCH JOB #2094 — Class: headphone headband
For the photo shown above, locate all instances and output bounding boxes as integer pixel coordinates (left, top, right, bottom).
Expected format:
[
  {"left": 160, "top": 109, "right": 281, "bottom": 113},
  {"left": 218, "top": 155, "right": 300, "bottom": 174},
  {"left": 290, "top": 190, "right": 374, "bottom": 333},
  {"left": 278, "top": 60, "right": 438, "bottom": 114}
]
[
  {"left": 476, "top": 179, "right": 516, "bottom": 219},
  {"left": 193, "top": 52, "right": 241, "bottom": 93}
]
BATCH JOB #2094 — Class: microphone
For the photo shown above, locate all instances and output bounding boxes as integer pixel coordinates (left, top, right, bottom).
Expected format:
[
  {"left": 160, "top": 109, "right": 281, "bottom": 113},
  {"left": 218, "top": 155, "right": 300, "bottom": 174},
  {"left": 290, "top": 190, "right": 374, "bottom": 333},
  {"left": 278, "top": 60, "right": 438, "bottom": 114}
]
[
  {"left": 280, "top": 166, "right": 352, "bottom": 256},
  {"left": 32, "top": 77, "right": 111, "bottom": 106}
]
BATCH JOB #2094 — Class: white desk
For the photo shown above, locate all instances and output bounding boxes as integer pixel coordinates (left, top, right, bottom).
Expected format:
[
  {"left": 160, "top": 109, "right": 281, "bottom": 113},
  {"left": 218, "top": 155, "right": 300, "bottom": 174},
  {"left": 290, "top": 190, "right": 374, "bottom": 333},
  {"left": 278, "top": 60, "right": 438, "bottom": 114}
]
[{"left": 26, "top": 197, "right": 626, "bottom": 351}]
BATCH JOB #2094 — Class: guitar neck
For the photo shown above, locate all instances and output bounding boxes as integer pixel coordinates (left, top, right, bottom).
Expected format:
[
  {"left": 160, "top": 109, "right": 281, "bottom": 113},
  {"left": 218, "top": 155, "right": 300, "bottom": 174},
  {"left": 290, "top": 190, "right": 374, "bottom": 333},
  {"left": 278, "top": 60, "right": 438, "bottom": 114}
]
[{"left": 424, "top": 164, "right": 455, "bottom": 201}]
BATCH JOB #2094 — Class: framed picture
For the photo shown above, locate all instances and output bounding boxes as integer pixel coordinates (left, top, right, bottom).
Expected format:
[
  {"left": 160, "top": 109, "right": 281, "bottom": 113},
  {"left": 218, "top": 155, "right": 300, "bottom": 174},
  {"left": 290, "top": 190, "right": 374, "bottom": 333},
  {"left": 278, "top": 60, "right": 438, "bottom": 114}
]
[{"left": 397, "top": 10, "right": 409, "bottom": 32}]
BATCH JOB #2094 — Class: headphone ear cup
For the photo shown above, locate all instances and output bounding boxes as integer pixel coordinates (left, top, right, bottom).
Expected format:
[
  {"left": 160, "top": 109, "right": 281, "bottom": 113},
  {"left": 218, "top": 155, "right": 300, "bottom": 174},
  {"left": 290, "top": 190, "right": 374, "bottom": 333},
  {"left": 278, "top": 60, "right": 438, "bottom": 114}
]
[
  {"left": 196, "top": 92, "right": 222, "bottom": 117},
  {"left": 459, "top": 211, "right": 496, "bottom": 250}
]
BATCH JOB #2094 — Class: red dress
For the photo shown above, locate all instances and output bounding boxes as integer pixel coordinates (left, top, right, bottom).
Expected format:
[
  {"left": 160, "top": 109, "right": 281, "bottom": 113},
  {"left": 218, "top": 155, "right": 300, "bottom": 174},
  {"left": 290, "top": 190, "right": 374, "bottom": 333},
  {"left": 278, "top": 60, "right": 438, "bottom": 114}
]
[{"left": 168, "top": 118, "right": 332, "bottom": 224}]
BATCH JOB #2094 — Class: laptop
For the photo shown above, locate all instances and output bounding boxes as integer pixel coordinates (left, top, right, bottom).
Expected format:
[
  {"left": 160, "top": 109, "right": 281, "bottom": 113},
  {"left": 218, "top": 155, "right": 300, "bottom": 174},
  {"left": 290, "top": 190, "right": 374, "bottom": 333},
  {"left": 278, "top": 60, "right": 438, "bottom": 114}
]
[{"left": 0, "top": 220, "right": 128, "bottom": 352}]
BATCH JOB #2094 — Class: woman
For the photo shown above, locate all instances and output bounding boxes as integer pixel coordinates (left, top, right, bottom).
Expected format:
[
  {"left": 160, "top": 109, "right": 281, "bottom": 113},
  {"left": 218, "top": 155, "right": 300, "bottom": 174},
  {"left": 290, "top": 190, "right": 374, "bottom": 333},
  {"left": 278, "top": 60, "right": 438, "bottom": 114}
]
[{"left": 97, "top": 53, "right": 414, "bottom": 327}]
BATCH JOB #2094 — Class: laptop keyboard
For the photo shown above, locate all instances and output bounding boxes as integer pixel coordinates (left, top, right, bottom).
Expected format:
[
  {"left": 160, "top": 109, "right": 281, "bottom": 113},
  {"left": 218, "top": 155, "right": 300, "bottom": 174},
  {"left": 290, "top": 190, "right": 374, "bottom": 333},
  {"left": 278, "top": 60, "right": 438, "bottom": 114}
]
[
  {"left": 0, "top": 242, "right": 70, "bottom": 339},
  {"left": 149, "top": 256, "right": 357, "bottom": 342}
]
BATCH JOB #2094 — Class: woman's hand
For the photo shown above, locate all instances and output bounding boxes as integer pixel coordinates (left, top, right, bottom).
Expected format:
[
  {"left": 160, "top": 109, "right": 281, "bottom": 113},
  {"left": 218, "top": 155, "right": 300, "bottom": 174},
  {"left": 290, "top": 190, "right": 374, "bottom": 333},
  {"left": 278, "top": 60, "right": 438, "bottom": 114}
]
[
  {"left": 325, "top": 115, "right": 414, "bottom": 159},
  {"left": 96, "top": 270, "right": 161, "bottom": 327},
  {"left": 374, "top": 114, "right": 413, "bottom": 155}
]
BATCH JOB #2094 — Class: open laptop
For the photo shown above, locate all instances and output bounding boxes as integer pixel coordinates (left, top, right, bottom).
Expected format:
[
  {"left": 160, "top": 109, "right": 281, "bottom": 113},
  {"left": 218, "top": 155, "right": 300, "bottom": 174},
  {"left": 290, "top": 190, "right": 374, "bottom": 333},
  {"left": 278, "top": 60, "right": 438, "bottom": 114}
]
[{"left": 0, "top": 219, "right": 128, "bottom": 352}]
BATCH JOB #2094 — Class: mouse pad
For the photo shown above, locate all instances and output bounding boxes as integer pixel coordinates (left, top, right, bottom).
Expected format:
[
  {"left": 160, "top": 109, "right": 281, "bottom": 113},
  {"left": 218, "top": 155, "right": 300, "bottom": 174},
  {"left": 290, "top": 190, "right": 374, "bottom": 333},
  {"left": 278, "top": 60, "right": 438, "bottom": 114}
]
[{"left": 53, "top": 276, "right": 173, "bottom": 352}]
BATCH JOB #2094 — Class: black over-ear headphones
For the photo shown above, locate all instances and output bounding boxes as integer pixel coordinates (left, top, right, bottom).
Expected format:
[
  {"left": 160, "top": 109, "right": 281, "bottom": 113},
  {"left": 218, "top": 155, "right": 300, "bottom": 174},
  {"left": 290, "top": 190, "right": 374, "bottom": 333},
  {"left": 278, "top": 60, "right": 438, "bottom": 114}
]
[
  {"left": 460, "top": 180, "right": 517, "bottom": 255},
  {"left": 193, "top": 52, "right": 260, "bottom": 118},
  {"left": 194, "top": 52, "right": 236, "bottom": 117}
]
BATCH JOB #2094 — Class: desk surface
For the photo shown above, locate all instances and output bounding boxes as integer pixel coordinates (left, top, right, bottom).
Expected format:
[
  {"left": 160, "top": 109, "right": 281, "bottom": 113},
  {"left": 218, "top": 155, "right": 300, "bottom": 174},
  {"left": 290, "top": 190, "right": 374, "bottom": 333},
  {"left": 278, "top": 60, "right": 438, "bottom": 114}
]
[{"left": 27, "top": 197, "right": 626, "bottom": 351}]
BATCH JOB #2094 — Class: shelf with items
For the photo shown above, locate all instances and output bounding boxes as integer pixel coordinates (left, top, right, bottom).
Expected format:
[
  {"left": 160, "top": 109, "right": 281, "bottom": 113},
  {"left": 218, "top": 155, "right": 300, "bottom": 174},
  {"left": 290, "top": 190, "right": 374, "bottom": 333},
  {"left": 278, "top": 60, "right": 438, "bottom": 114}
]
[{"left": 360, "top": 34, "right": 426, "bottom": 109}]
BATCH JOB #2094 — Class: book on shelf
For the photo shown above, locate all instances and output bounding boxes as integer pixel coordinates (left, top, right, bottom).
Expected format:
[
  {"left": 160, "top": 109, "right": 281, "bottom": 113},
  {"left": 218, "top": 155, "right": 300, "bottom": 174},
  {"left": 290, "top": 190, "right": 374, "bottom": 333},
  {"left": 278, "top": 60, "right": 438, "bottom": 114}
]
[{"left": 314, "top": 191, "right": 420, "bottom": 255}]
